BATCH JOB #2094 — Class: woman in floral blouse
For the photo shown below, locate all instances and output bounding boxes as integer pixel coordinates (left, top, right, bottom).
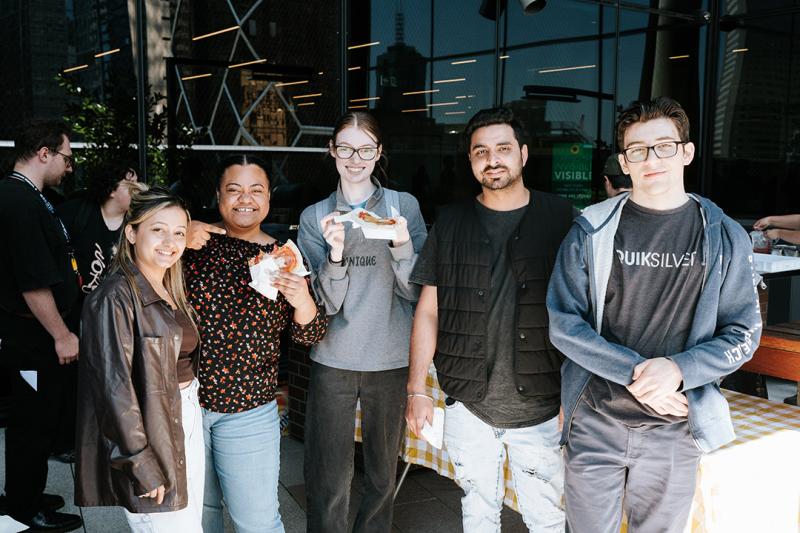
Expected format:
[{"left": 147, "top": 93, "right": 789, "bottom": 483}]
[{"left": 183, "top": 155, "right": 326, "bottom": 533}]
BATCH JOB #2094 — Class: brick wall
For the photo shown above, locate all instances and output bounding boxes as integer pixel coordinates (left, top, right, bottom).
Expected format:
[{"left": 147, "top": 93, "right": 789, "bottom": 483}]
[{"left": 287, "top": 342, "right": 312, "bottom": 441}]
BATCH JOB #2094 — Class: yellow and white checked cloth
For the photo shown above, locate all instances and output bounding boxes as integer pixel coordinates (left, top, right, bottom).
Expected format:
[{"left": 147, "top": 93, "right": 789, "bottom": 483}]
[
  {"left": 354, "top": 365, "right": 520, "bottom": 511},
  {"left": 357, "top": 370, "right": 800, "bottom": 532},
  {"left": 682, "top": 390, "right": 800, "bottom": 533}
]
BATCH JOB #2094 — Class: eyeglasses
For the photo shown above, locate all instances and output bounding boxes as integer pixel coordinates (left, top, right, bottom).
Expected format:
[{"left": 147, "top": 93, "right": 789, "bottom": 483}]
[
  {"left": 52, "top": 150, "right": 74, "bottom": 167},
  {"left": 621, "top": 141, "right": 686, "bottom": 163},
  {"left": 333, "top": 145, "right": 378, "bottom": 161}
]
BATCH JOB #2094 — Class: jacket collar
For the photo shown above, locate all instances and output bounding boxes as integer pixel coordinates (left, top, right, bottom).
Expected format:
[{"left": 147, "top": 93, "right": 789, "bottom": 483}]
[
  {"left": 576, "top": 191, "right": 723, "bottom": 235},
  {"left": 130, "top": 264, "right": 167, "bottom": 307},
  {"left": 334, "top": 176, "right": 385, "bottom": 212}
]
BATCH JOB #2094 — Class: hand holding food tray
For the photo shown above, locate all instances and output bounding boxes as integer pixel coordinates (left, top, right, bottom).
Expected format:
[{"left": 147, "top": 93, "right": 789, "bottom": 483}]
[
  {"left": 333, "top": 207, "right": 400, "bottom": 240},
  {"left": 248, "top": 239, "right": 310, "bottom": 300}
]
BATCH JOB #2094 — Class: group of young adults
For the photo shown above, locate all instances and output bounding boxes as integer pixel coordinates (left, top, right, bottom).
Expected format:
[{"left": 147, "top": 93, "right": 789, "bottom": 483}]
[{"left": 0, "top": 96, "right": 762, "bottom": 533}]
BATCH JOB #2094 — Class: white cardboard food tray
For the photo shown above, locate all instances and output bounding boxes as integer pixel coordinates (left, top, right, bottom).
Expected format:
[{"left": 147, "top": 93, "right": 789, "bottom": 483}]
[
  {"left": 753, "top": 253, "right": 800, "bottom": 274},
  {"left": 334, "top": 208, "right": 399, "bottom": 241}
]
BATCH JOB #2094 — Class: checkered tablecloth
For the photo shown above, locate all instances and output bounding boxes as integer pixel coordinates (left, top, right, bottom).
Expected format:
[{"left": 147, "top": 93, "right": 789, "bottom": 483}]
[
  {"left": 357, "top": 373, "right": 800, "bottom": 531},
  {"left": 354, "top": 365, "right": 520, "bottom": 510},
  {"left": 682, "top": 390, "right": 800, "bottom": 533}
]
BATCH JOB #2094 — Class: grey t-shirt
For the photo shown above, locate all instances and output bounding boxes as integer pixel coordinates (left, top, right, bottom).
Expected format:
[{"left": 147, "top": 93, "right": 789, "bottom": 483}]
[{"left": 584, "top": 199, "right": 704, "bottom": 427}]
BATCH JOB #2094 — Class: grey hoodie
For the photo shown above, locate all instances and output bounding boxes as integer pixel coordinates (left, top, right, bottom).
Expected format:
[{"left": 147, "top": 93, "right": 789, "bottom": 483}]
[
  {"left": 547, "top": 192, "right": 762, "bottom": 452},
  {"left": 297, "top": 179, "right": 427, "bottom": 371}
]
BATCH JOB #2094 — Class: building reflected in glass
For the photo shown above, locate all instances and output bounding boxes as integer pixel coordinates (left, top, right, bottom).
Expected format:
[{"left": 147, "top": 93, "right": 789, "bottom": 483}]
[{"left": 1, "top": 0, "right": 799, "bottom": 221}]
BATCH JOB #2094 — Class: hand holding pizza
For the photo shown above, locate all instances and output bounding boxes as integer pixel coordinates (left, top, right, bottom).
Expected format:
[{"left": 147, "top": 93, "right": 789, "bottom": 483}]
[{"left": 272, "top": 271, "right": 315, "bottom": 310}]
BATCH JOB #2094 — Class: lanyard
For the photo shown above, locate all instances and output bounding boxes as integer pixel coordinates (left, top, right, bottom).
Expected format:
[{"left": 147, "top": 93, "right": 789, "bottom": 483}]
[{"left": 7, "top": 171, "right": 83, "bottom": 285}]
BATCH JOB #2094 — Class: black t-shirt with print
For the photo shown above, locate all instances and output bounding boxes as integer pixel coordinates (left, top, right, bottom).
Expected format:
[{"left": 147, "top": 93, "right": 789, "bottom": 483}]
[
  {"left": 58, "top": 198, "right": 121, "bottom": 295},
  {"left": 584, "top": 199, "right": 704, "bottom": 427},
  {"left": 58, "top": 198, "right": 121, "bottom": 329}
]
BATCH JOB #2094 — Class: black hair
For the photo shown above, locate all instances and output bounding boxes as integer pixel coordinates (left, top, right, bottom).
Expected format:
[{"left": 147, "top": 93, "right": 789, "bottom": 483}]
[
  {"left": 88, "top": 160, "right": 137, "bottom": 204},
  {"left": 215, "top": 154, "right": 271, "bottom": 189},
  {"left": 607, "top": 174, "right": 633, "bottom": 190},
  {"left": 13, "top": 120, "right": 72, "bottom": 163},
  {"left": 463, "top": 107, "right": 526, "bottom": 153}
]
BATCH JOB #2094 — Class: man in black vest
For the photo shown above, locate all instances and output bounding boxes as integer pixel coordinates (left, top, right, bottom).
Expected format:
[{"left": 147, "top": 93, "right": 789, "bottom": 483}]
[
  {"left": 0, "top": 121, "right": 83, "bottom": 532},
  {"left": 406, "top": 107, "right": 574, "bottom": 531}
]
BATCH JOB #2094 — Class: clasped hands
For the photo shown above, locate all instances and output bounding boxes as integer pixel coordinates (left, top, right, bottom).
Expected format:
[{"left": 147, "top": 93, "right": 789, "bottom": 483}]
[{"left": 626, "top": 358, "right": 688, "bottom": 417}]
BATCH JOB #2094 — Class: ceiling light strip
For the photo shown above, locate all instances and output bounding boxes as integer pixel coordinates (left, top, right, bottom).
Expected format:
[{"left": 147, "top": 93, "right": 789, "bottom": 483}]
[
  {"left": 193, "top": 25, "right": 239, "bottom": 41},
  {"left": 537, "top": 64, "right": 596, "bottom": 74}
]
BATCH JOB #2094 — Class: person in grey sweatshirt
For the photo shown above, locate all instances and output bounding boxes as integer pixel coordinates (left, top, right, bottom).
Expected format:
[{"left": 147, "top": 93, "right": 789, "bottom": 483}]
[
  {"left": 547, "top": 97, "right": 762, "bottom": 533},
  {"left": 297, "top": 111, "right": 427, "bottom": 533}
]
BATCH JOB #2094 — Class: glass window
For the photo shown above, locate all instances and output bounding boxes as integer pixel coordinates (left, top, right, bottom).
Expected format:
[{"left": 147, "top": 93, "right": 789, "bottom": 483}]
[
  {"left": 711, "top": 14, "right": 800, "bottom": 217},
  {"left": 616, "top": 8, "right": 708, "bottom": 194},
  {"left": 499, "top": 3, "right": 616, "bottom": 207}
]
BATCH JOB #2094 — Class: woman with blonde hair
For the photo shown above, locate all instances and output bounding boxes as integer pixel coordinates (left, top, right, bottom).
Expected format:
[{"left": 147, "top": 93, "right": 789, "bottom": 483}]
[{"left": 75, "top": 184, "right": 205, "bottom": 532}]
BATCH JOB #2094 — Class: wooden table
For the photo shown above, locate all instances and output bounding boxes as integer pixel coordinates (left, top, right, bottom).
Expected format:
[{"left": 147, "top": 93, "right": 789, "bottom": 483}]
[{"left": 741, "top": 322, "right": 800, "bottom": 397}]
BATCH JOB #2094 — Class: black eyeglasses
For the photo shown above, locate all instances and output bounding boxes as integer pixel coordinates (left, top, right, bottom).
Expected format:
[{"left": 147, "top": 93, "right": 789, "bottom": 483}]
[
  {"left": 52, "top": 150, "right": 74, "bottom": 167},
  {"left": 621, "top": 141, "right": 687, "bottom": 163},
  {"left": 333, "top": 145, "right": 379, "bottom": 161}
]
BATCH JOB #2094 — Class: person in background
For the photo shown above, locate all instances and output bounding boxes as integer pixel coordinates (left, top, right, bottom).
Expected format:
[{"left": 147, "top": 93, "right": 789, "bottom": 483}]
[
  {"left": 753, "top": 214, "right": 800, "bottom": 245},
  {"left": 298, "top": 111, "right": 426, "bottom": 533},
  {"left": 75, "top": 185, "right": 204, "bottom": 531},
  {"left": 59, "top": 161, "right": 138, "bottom": 296},
  {"left": 184, "top": 155, "right": 327, "bottom": 533},
  {"left": 601, "top": 154, "right": 632, "bottom": 199},
  {"left": 0, "top": 120, "right": 82, "bottom": 532}
]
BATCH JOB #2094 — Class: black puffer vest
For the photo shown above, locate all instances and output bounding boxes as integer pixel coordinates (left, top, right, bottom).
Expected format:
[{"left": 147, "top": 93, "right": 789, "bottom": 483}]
[{"left": 433, "top": 190, "right": 574, "bottom": 402}]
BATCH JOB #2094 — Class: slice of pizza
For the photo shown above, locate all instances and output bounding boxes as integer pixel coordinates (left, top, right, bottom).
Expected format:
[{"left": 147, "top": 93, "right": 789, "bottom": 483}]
[{"left": 270, "top": 241, "right": 302, "bottom": 272}]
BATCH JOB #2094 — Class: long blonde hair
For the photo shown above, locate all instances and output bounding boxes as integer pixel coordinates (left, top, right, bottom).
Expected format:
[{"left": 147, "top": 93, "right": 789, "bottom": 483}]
[{"left": 111, "top": 183, "right": 196, "bottom": 324}]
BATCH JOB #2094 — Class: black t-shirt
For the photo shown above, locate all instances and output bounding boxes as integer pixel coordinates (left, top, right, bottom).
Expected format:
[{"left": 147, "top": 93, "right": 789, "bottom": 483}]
[
  {"left": 412, "top": 198, "right": 559, "bottom": 428},
  {"left": 0, "top": 178, "right": 79, "bottom": 313},
  {"left": 58, "top": 199, "right": 121, "bottom": 295},
  {"left": 584, "top": 199, "right": 704, "bottom": 427},
  {"left": 0, "top": 177, "right": 80, "bottom": 365}
]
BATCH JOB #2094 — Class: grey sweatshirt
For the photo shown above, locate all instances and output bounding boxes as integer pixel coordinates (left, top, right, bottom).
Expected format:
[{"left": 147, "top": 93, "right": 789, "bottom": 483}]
[{"left": 297, "top": 180, "right": 427, "bottom": 371}]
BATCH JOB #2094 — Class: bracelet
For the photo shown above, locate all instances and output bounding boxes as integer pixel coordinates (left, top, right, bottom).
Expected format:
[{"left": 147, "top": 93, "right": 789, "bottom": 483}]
[
  {"left": 407, "top": 393, "right": 434, "bottom": 402},
  {"left": 328, "top": 253, "right": 343, "bottom": 265}
]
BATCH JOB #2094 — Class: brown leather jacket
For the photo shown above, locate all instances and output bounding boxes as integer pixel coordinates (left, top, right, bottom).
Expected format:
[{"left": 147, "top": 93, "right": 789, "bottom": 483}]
[{"left": 75, "top": 267, "right": 191, "bottom": 513}]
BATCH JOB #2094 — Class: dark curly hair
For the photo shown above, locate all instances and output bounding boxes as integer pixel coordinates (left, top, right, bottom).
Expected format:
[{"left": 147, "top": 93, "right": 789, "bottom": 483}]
[{"left": 88, "top": 160, "right": 137, "bottom": 204}]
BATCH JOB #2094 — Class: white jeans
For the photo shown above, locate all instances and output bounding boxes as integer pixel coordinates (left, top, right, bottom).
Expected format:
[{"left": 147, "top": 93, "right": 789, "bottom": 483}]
[
  {"left": 125, "top": 379, "right": 205, "bottom": 533},
  {"left": 443, "top": 401, "right": 565, "bottom": 533}
]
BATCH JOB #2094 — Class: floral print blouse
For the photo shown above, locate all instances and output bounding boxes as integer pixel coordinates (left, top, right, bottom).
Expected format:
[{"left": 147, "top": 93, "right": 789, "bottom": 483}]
[{"left": 184, "top": 233, "right": 327, "bottom": 413}]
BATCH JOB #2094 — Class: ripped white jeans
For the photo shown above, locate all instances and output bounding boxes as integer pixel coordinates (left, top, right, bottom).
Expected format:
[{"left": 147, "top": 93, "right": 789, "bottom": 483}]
[{"left": 443, "top": 401, "right": 565, "bottom": 533}]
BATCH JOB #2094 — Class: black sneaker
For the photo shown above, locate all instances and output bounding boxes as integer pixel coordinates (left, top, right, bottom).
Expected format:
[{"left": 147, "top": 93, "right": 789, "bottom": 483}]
[
  {"left": 20, "top": 510, "right": 82, "bottom": 532},
  {"left": 0, "top": 493, "right": 65, "bottom": 514}
]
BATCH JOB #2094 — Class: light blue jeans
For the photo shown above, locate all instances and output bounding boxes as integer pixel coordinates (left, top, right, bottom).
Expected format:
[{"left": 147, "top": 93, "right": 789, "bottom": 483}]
[
  {"left": 443, "top": 401, "right": 566, "bottom": 533},
  {"left": 202, "top": 400, "right": 284, "bottom": 533}
]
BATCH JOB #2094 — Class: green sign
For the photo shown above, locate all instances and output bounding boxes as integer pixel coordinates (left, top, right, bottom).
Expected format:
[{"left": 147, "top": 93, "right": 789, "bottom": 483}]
[{"left": 552, "top": 143, "right": 593, "bottom": 209}]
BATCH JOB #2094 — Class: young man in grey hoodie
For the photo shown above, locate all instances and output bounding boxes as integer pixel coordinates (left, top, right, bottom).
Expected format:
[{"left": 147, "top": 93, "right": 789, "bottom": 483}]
[{"left": 547, "top": 97, "right": 762, "bottom": 533}]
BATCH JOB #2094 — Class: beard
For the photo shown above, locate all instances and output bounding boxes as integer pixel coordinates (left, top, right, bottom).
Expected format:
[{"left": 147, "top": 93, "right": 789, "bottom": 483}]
[{"left": 480, "top": 165, "right": 522, "bottom": 190}]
